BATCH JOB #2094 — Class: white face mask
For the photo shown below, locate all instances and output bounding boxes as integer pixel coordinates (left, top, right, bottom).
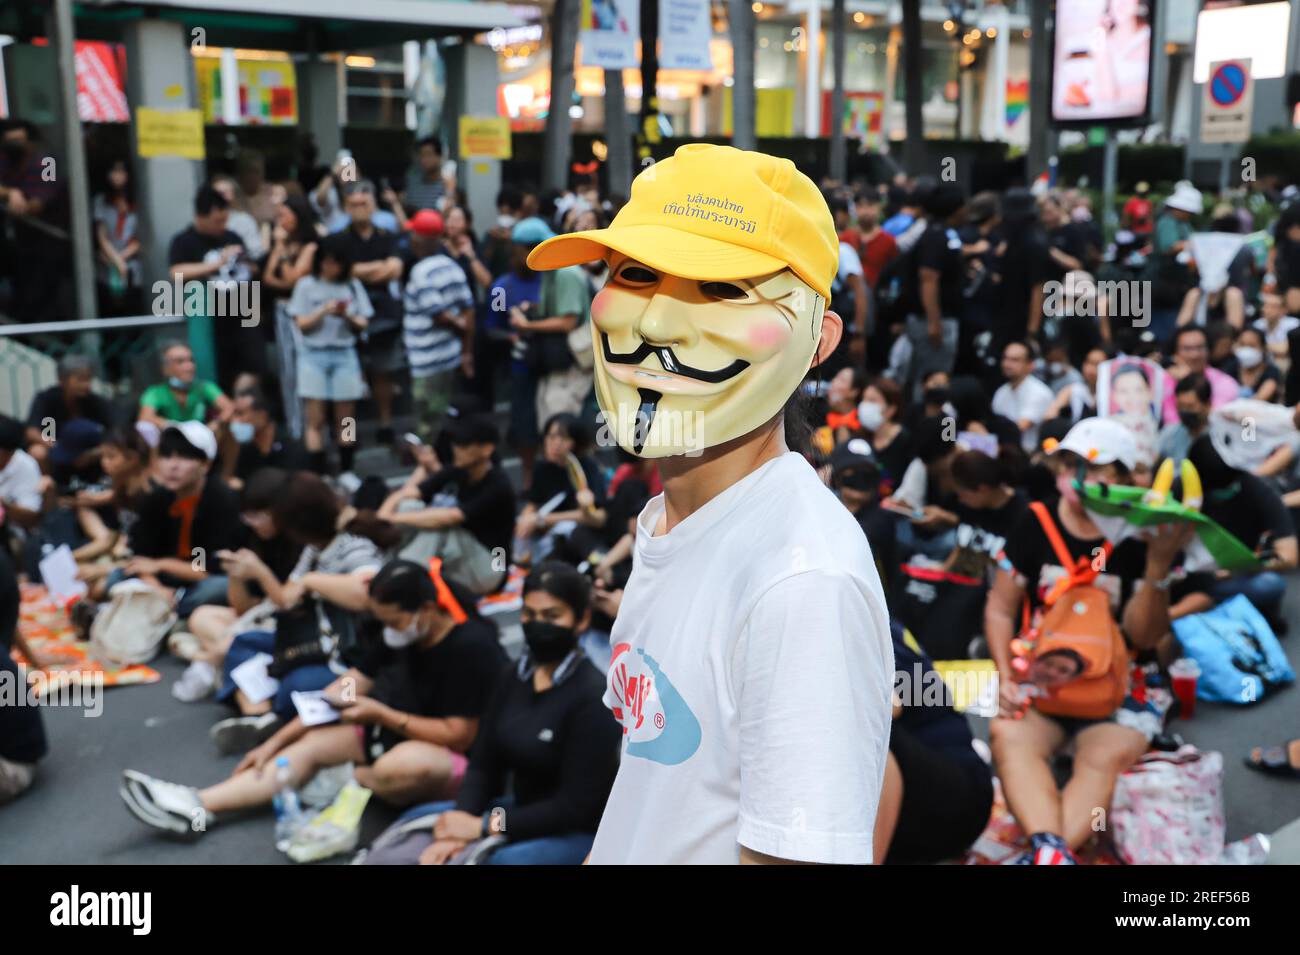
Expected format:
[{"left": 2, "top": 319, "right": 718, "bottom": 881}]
[
  {"left": 382, "top": 613, "right": 424, "bottom": 648},
  {"left": 857, "top": 399, "right": 885, "bottom": 431},
  {"left": 1234, "top": 346, "right": 1263, "bottom": 369}
]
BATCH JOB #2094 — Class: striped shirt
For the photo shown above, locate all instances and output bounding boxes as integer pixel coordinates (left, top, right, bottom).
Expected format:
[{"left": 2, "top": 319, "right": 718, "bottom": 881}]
[
  {"left": 403, "top": 253, "right": 474, "bottom": 378},
  {"left": 403, "top": 169, "right": 446, "bottom": 212}
]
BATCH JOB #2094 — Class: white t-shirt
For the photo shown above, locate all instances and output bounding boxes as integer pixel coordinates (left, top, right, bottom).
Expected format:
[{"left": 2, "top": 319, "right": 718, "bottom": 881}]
[
  {"left": 992, "top": 376, "right": 1055, "bottom": 453},
  {"left": 1252, "top": 315, "right": 1300, "bottom": 347},
  {"left": 589, "top": 452, "right": 894, "bottom": 864},
  {"left": 0, "top": 449, "right": 43, "bottom": 512}
]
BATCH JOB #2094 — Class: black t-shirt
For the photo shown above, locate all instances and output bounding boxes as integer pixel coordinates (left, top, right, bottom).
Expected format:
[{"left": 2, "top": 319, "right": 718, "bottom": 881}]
[
  {"left": 873, "top": 427, "right": 914, "bottom": 493},
  {"left": 418, "top": 465, "right": 517, "bottom": 561},
  {"left": 234, "top": 431, "right": 311, "bottom": 482},
  {"left": 334, "top": 225, "right": 403, "bottom": 334},
  {"left": 167, "top": 227, "right": 249, "bottom": 279},
  {"left": 949, "top": 490, "right": 1028, "bottom": 579},
  {"left": 455, "top": 658, "right": 621, "bottom": 842},
  {"left": 1274, "top": 234, "right": 1300, "bottom": 289},
  {"left": 129, "top": 474, "right": 245, "bottom": 569},
  {"left": 1004, "top": 497, "right": 1147, "bottom": 617},
  {"left": 362, "top": 617, "right": 507, "bottom": 750},
  {"left": 0, "top": 551, "right": 46, "bottom": 764},
  {"left": 25, "top": 385, "right": 115, "bottom": 432},
  {"left": 528, "top": 457, "right": 604, "bottom": 513},
  {"left": 995, "top": 230, "right": 1052, "bottom": 342},
  {"left": 1201, "top": 473, "right": 1295, "bottom": 554},
  {"left": 907, "top": 224, "right": 964, "bottom": 318}
]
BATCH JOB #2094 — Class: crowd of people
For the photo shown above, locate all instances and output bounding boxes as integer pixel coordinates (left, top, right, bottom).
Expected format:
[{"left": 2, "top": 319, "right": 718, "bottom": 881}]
[{"left": 3, "top": 135, "right": 1300, "bottom": 864}]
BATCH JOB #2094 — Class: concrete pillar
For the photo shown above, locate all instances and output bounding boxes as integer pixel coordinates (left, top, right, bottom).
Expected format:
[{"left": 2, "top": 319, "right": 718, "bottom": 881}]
[
  {"left": 123, "top": 19, "right": 203, "bottom": 292},
  {"left": 442, "top": 42, "right": 502, "bottom": 235},
  {"left": 50, "top": 0, "right": 96, "bottom": 322},
  {"left": 298, "top": 56, "right": 346, "bottom": 165},
  {"left": 123, "top": 18, "right": 206, "bottom": 373}
]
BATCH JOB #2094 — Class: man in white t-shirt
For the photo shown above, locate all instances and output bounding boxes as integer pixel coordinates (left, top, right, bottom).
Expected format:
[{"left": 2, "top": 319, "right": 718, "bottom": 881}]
[
  {"left": 0, "top": 415, "right": 46, "bottom": 530},
  {"left": 992, "top": 340, "right": 1055, "bottom": 454},
  {"left": 527, "top": 144, "right": 893, "bottom": 864}
]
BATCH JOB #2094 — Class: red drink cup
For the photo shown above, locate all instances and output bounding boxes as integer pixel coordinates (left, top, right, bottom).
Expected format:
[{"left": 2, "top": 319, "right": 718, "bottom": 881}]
[{"left": 1168, "top": 658, "right": 1201, "bottom": 719}]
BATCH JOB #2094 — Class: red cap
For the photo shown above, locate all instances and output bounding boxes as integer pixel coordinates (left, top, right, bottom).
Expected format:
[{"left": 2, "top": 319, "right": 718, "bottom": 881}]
[{"left": 405, "top": 208, "right": 444, "bottom": 237}]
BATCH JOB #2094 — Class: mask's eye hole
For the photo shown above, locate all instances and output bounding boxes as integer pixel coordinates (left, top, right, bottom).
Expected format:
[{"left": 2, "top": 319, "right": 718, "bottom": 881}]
[
  {"left": 615, "top": 264, "right": 657, "bottom": 285},
  {"left": 700, "top": 281, "right": 748, "bottom": 300}
]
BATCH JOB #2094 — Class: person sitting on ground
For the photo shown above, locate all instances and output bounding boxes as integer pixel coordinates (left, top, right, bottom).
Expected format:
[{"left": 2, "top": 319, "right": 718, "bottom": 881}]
[
  {"left": 1224, "top": 325, "right": 1282, "bottom": 403},
  {"left": 221, "top": 387, "right": 309, "bottom": 490},
  {"left": 119, "top": 421, "right": 243, "bottom": 618},
  {"left": 1160, "top": 326, "right": 1238, "bottom": 425},
  {"left": 513, "top": 413, "right": 606, "bottom": 565},
  {"left": 170, "top": 468, "right": 305, "bottom": 703},
  {"left": 874, "top": 623, "right": 994, "bottom": 864},
  {"left": 366, "top": 562, "right": 620, "bottom": 865},
  {"left": 1156, "top": 372, "right": 1212, "bottom": 469},
  {"left": 24, "top": 355, "right": 116, "bottom": 470},
  {"left": 0, "top": 415, "right": 49, "bottom": 533},
  {"left": 138, "top": 341, "right": 232, "bottom": 430},
  {"left": 829, "top": 440, "right": 895, "bottom": 588},
  {"left": 992, "top": 340, "right": 1056, "bottom": 455},
  {"left": 1180, "top": 435, "right": 1297, "bottom": 630},
  {"left": 1044, "top": 345, "right": 1111, "bottom": 424},
  {"left": 984, "top": 418, "right": 1193, "bottom": 865},
  {"left": 69, "top": 426, "right": 153, "bottom": 600},
  {"left": 120, "top": 558, "right": 505, "bottom": 838},
  {"left": 0, "top": 549, "right": 46, "bottom": 804},
  {"left": 378, "top": 413, "right": 514, "bottom": 596},
  {"left": 209, "top": 472, "right": 394, "bottom": 751}
]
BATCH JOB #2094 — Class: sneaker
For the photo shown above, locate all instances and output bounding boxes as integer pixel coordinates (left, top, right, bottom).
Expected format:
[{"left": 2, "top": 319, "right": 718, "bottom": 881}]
[
  {"left": 120, "top": 770, "right": 209, "bottom": 836},
  {"left": 167, "top": 630, "right": 202, "bottom": 661},
  {"left": 287, "top": 782, "right": 373, "bottom": 863},
  {"left": 69, "top": 598, "right": 98, "bottom": 641},
  {"left": 172, "top": 660, "right": 218, "bottom": 703},
  {"left": 210, "top": 712, "right": 282, "bottom": 755},
  {"left": 1012, "top": 832, "right": 1078, "bottom": 865}
]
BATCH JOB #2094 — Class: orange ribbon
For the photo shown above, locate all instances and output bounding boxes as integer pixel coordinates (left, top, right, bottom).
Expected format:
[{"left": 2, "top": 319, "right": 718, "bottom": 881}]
[{"left": 428, "top": 558, "right": 468, "bottom": 624}]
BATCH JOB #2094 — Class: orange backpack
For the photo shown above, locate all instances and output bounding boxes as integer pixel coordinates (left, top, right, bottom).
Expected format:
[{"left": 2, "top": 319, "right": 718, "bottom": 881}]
[{"left": 1019, "top": 501, "right": 1130, "bottom": 719}]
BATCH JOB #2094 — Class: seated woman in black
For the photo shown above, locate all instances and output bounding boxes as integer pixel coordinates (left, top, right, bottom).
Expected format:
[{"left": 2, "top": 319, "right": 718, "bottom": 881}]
[
  {"left": 875, "top": 622, "right": 994, "bottom": 863},
  {"left": 365, "top": 561, "right": 621, "bottom": 865},
  {"left": 514, "top": 413, "right": 607, "bottom": 564}
]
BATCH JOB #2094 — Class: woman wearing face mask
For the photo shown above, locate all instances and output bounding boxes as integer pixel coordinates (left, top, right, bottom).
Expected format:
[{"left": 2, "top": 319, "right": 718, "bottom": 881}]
[
  {"left": 69, "top": 427, "right": 154, "bottom": 599},
  {"left": 121, "top": 558, "right": 505, "bottom": 841},
  {"left": 817, "top": 366, "right": 867, "bottom": 449},
  {"left": 858, "top": 377, "right": 913, "bottom": 495},
  {"left": 1225, "top": 327, "right": 1281, "bottom": 403},
  {"left": 984, "top": 417, "right": 1193, "bottom": 864},
  {"left": 1044, "top": 345, "right": 1111, "bottom": 424},
  {"left": 362, "top": 561, "right": 621, "bottom": 865}
]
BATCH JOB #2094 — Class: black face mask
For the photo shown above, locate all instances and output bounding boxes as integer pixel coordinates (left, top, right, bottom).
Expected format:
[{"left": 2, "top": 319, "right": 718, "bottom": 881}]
[
  {"left": 522, "top": 621, "right": 577, "bottom": 664},
  {"left": 923, "top": 387, "right": 951, "bottom": 408},
  {"left": 1178, "top": 411, "right": 1206, "bottom": 432}
]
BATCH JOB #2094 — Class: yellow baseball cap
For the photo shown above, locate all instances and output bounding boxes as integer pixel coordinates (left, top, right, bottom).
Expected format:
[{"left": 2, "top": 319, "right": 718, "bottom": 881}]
[{"left": 527, "top": 143, "right": 839, "bottom": 301}]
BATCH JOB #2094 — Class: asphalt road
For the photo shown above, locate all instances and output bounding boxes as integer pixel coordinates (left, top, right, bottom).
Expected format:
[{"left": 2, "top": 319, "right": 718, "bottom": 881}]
[{"left": 2, "top": 582, "right": 1298, "bottom": 865}]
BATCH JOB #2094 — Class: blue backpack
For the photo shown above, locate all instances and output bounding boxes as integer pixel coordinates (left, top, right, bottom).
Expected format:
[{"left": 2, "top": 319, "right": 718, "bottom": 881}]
[{"left": 1172, "top": 594, "right": 1295, "bottom": 704}]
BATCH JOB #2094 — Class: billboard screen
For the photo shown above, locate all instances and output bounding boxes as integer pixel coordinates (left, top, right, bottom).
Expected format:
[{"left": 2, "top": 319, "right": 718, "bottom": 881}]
[{"left": 1051, "top": 0, "right": 1155, "bottom": 126}]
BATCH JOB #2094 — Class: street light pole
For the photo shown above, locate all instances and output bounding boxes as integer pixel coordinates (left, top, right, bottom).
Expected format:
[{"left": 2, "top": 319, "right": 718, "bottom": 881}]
[
  {"left": 50, "top": 0, "right": 97, "bottom": 322},
  {"left": 829, "top": 0, "right": 847, "bottom": 183},
  {"left": 542, "top": 0, "right": 579, "bottom": 191},
  {"left": 728, "top": 0, "right": 756, "bottom": 150}
]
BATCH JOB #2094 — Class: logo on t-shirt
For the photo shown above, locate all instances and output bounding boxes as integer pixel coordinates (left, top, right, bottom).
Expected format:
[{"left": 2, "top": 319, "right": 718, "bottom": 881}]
[{"left": 606, "top": 643, "right": 701, "bottom": 766}]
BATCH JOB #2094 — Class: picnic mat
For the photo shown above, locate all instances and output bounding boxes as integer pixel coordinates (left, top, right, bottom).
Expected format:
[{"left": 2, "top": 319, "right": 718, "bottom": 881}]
[
  {"left": 961, "top": 777, "right": 1123, "bottom": 865},
  {"left": 9, "top": 584, "right": 160, "bottom": 696}
]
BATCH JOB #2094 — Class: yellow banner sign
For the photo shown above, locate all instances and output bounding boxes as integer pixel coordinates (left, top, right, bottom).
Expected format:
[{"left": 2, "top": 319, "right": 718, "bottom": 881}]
[
  {"left": 458, "top": 116, "right": 512, "bottom": 159},
  {"left": 136, "top": 107, "right": 205, "bottom": 160}
]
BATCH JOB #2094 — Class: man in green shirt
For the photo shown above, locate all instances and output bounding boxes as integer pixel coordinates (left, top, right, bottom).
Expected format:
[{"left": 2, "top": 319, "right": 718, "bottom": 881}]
[
  {"left": 138, "top": 342, "right": 232, "bottom": 428},
  {"left": 509, "top": 261, "right": 592, "bottom": 427}
]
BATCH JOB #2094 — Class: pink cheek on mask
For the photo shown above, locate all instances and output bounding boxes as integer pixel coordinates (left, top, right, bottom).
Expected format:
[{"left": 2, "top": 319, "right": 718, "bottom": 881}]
[{"left": 746, "top": 323, "right": 790, "bottom": 352}]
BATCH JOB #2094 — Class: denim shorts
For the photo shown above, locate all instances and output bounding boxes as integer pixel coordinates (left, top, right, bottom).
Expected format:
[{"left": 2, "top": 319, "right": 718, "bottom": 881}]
[{"left": 297, "top": 346, "right": 366, "bottom": 402}]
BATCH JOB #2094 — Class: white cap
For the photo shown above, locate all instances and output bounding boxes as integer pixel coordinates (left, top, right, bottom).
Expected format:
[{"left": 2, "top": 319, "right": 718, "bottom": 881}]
[
  {"left": 1051, "top": 417, "right": 1138, "bottom": 473},
  {"left": 163, "top": 420, "right": 217, "bottom": 461},
  {"left": 1165, "top": 180, "right": 1203, "bottom": 215}
]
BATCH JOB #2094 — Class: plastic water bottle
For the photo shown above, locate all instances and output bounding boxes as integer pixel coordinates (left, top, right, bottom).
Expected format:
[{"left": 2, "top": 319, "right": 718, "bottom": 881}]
[{"left": 271, "top": 756, "right": 305, "bottom": 852}]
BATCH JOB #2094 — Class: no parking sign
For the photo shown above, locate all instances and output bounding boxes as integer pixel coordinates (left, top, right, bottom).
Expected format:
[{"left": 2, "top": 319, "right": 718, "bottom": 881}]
[{"left": 1201, "top": 58, "right": 1254, "bottom": 144}]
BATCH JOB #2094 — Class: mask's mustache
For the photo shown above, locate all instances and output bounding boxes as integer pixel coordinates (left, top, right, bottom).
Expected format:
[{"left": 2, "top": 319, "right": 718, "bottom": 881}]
[{"left": 600, "top": 333, "right": 749, "bottom": 384}]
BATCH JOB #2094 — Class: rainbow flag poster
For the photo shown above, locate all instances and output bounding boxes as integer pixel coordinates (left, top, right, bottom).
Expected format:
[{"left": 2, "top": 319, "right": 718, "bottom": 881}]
[{"left": 1006, "top": 79, "right": 1028, "bottom": 126}]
